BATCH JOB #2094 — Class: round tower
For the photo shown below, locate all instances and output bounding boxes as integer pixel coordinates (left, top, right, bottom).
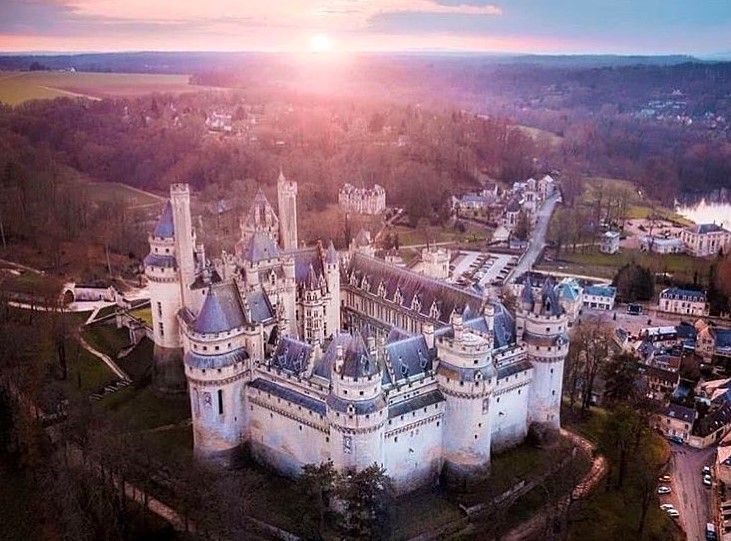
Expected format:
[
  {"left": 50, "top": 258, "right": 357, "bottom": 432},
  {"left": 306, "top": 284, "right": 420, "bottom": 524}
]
[
  {"left": 145, "top": 200, "right": 186, "bottom": 393},
  {"left": 436, "top": 313, "right": 496, "bottom": 489},
  {"left": 182, "top": 283, "right": 252, "bottom": 464},
  {"left": 519, "top": 280, "right": 569, "bottom": 429},
  {"left": 326, "top": 333, "right": 387, "bottom": 472}
]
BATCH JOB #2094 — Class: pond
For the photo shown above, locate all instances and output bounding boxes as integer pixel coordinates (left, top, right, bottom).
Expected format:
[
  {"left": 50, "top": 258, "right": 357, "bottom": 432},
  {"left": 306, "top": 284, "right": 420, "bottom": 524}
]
[{"left": 676, "top": 199, "right": 731, "bottom": 229}]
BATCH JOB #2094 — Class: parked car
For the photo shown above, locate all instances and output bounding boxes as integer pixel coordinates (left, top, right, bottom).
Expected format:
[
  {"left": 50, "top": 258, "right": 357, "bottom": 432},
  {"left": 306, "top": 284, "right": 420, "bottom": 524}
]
[
  {"left": 703, "top": 466, "right": 712, "bottom": 475},
  {"left": 669, "top": 435, "right": 684, "bottom": 444},
  {"left": 666, "top": 508, "right": 680, "bottom": 518},
  {"left": 657, "top": 486, "right": 672, "bottom": 494},
  {"left": 704, "top": 475, "right": 713, "bottom": 487},
  {"left": 660, "top": 504, "right": 676, "bottom": 511},
  {"left": 658, "top": 475, "right": 672, "bottom": 483}
]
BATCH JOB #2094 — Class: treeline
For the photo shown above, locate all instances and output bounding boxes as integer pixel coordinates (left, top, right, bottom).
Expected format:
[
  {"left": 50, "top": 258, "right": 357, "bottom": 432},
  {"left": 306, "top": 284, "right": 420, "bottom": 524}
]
[{"left": 0, "top": 92, "right": 539, "bottom": 226}]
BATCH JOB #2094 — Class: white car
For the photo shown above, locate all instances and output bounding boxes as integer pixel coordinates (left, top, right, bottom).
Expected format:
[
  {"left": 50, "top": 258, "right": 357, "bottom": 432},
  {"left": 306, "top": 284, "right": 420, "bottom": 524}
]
[
  {"left": 657, "top": 486, "right": 672, "bottom": 495},
  {"left": 703, "top": 466, "right": 712, "bottom": 475},
  {"left": 660, "top": 504, "right": 676, "bottom": 511},
  {"left": 704, "top": 475, "right": 713, "bottom": 487},
  {"left": 666, "top": 508, "right": 680, "bottom": 518}
]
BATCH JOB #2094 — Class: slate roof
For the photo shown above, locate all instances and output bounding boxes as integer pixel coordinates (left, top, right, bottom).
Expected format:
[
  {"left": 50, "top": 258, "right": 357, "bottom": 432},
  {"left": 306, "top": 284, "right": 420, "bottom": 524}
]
[
  {"left": 143, "top": 253, "right": 178, "bottom": 269},
  {"left": 505, "top": 198, "right": 521, "bottom": 213},
  {"left": 272, "top": 337, "right": 313, "bottom": 375},
  {"left": 326, "top": 241, "right": 338, "bottom": 265},
  {"left": 497, "top": 359, "right": 532, "bottom": 380},
  {"left": 388, "top": 390, "right": 445, "bottom": 418},
  {"left": 687, "top": 223, "right": 729, "bottom": 235},
  {"left": 246, "top": 288, "right": 274, "bottom": 323},
  {"left": 242, "top": 231, "right": 280, "bottom": 263},
  {"left": 293, "top": 248, "right": 324, "bottom": 285},
  {"left": 193, "top": 282, "right": 247, "bottom": 334},
  {"left": 314, "top": 331, "right": 379, "bottom": 379},
  {"left": 660, "top": 287, "right": 706, "bottom": 302},
  {"left": 153, "top": 201, "right": 175, "bottom": 238},
  {"left": 662, "top": 403, "right": 696, "bottom": 423},
  {"left": 249, "top": 378, "right": 326, "bottom": 415},
  {"left": 715, "top": 329, "right": 731, "bottom": 351},
  {"left": 184, "top": 347, "right": 248, "bottom": 370},
  {"left": 345, "top": 253, "right": 483, "bottom": 326},
  {"left": 695, "top": 402, "right": 731, "bottom": 438},
  {"left": 384, "top": 335, "right": 436, "bottom": 384},
  {"left": 243, "top": 188, "right": 278, "bottom": 230},
  {"left": 462, "top": 302, "right": 516, "bottom": 348}
]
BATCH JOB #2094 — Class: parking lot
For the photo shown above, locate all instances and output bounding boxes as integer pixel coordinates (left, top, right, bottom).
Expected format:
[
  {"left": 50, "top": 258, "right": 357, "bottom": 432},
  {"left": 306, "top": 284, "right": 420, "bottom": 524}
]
[{"left": 449, "top": 250, "right": 517, "bottom": 290}]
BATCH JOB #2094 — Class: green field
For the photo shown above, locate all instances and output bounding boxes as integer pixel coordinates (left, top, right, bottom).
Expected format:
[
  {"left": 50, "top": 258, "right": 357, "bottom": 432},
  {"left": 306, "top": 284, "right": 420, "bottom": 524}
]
[
  {"left": 540, "top": 246, "right": 711, "bottom": 282},
  {"left": 87, "top": 181, "right": 164, "bottom": 208},
  {"left": 0, "top": 71, "right": 197, "bottom": 106}
]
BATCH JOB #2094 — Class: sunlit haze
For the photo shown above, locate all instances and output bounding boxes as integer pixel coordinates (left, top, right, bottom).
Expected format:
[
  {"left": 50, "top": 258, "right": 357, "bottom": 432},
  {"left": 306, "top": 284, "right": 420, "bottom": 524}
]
[{"left": 0, "top": 0, "right": 729, "bottom": 55}]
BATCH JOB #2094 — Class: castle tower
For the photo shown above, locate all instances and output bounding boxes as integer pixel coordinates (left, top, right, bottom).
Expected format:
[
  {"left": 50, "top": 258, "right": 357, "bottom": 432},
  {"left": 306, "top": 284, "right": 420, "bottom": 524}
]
[
  {"left": 421, "top": 246, "right": 451, "bottom": 280},
  {"left": 182, "top": 282, "right": 253, "bottom": 464},
  {"left": 436, "top": 313, "right": 496, "bottom": 489},
  {"left": 518, "top": 279, "right": 568, "bottom": 429},
  {"left": 238, "top": 188, "right": 279, "bottom": 250},
  {"left": 326, "top": 332, "right": 387, "bottom": 472},
  {"left": 277, "top": 170, "right": 298, "bottom": 251},
  {"left": 324, "top": 241, "right": 341, "bottom": 339},
  {"left": 170, "top": 184, "right": 196, "bottom": 310},
  {"left": 145, "top": 198, "right": 186, "bottom": 393}
]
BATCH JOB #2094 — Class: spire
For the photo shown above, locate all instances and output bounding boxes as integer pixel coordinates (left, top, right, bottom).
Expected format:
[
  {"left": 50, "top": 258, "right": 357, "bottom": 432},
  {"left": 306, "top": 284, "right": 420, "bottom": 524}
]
[
  {"left": 326, "top": 240, "right": 338, "bottom": 265},
  {"left": 153, "top": 200, "right": 175, "bottom": 238},
  {"left": 306, "top": 263, "right": 320, "bottom": 290}
]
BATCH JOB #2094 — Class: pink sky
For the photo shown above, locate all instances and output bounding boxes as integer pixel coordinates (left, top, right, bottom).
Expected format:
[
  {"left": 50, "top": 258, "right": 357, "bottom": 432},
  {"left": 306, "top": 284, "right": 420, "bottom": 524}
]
[{"left": 0, "top": 0, "right": 728, "bottom": 54}]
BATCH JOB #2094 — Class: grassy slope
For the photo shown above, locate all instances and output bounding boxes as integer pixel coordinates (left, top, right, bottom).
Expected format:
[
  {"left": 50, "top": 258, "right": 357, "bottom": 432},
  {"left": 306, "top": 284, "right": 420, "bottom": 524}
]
[{"left": 0, "top": 71, "right": 194, "bottom": 105}]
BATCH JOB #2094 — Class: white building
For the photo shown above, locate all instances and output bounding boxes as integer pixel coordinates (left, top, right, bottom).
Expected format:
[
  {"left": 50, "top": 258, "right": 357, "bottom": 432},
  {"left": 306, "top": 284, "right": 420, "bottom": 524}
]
[
  {"left": 639, "top": 235, "right": 684, "bottom": 254},
  {"left": 658, "top": 287, "right": 709, "bottom": 317},
  {"left": 582, "top": 285, "right": 616, "bottom": 311},
  {"left": 338, "top": 183, "right": 386, "bottom": 215},
  {"left": 600, "top": 231, "right": 620, "bottom": 254},
  {"left": 144, "top": 178, "right": 569, "bottom": 494},
  {"left": 681, "top": 223, "right": 731, "bottom": 257}
]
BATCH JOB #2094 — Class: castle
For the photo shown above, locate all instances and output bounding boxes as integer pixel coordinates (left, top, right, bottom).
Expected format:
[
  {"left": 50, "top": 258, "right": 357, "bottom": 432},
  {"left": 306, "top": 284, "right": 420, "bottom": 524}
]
[
  {"left": 144, "top": 174, "right": 569, "bottom": 492},
  {"left": 338, "top": 182, "right": 386, "bottom": 215}
]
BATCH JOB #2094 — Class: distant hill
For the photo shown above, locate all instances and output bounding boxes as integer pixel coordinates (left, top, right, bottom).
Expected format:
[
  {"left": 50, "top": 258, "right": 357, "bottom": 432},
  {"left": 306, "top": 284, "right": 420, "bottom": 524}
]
[{"left": 0, "top": 51, "right": 702, "bottom": 75}]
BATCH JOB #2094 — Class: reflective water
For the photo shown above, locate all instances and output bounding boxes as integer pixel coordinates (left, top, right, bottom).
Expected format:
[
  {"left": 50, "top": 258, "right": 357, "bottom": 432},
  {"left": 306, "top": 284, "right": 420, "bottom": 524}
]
[{"left": 676, "top": 200, "right": 731, "bottom": 229}]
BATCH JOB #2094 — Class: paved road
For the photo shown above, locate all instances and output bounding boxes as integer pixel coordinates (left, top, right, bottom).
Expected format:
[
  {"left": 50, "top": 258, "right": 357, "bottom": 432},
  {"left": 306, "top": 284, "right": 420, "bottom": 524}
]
[
  {"left": 664, "top": 442, "right": 715, "bottom": 541},
  {"left": 507, "top": 192, "right": 559, "bottom": 283}
]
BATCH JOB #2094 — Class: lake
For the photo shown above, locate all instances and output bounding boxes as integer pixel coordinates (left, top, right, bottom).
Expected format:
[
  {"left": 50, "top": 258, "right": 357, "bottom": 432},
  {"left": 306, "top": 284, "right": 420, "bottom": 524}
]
[{"left": 676, "top": 199, "right": 731, "bottom": 229}]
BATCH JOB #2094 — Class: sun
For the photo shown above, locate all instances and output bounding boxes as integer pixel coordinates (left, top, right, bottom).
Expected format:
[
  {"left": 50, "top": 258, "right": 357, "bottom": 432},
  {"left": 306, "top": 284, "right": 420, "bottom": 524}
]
[{"left": 308, "top": 34, "right": 333, "bottom": 53}]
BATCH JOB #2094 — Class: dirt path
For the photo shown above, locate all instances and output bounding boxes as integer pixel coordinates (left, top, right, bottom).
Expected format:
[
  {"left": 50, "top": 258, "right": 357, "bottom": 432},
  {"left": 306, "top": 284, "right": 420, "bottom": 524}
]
[
  {"left": 500, "top": 428, "right": 608, "bottom": 541},
  {"left": 40, "top": 85, "right": 102, "bottom": 101}
]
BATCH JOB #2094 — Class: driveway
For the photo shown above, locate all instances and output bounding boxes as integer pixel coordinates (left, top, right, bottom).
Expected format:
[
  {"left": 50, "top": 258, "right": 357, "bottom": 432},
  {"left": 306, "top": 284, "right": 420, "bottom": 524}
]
[
  {"left": 508, "top": 192, "right": 559, "bottom": 283},
  {"left": 663, "top": 441, "right": 715, "bottom": 540}
]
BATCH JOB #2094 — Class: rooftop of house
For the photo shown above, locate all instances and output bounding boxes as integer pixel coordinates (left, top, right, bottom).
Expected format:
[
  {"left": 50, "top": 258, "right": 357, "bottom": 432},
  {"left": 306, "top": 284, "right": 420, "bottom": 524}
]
[
  {"left": 660, "top": 287, "right": 706, "bottom": 301},
  {"left": 584, "top": 285, "right": 617, "bottom": 298},
  {"left": 686, "top": 223, "right": 730, "bottom": 235},
  {"left": 662, "top": 403, "right": 696, "bottom": 423}
]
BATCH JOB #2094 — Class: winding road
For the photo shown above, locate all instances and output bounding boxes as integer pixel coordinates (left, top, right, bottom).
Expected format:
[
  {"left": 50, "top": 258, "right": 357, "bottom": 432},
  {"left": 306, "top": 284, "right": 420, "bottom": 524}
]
[{"left": 507, "top": 192, "right": 560, "bottom": 283}]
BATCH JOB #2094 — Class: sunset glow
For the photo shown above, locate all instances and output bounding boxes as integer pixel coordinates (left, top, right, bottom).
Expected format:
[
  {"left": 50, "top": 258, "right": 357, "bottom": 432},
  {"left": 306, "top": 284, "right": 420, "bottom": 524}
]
[{"left": 0, "top": 0, "right": 728, "bottom": 55}]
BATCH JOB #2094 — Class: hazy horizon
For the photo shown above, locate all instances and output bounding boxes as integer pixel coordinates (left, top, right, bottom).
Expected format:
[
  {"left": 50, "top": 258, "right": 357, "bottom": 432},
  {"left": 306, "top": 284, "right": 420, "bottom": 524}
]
[{"left": 1, "top": 0, "right": 729, "bottom": 57}]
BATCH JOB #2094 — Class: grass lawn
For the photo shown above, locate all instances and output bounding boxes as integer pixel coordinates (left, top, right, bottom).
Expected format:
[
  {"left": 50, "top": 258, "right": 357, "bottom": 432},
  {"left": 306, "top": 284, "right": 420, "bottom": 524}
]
[
  {"left": 543, "top": 246, "right": 712, "bottom": 283},
  {"left": 63, "top": 334, "right": 118, "bottom": 394},
  {"left": 99, "top": 386, "right": 191, "bottom": 432},
  {"left": 389, "top": 489, "right": 464, "bottom": 541},
  {"left": 0, "top": 71, "right": 197, "bottom": 106},
  {"left": 82, "top": 323, "right": 131, "bottom": 355},
  {"left": 117, "top": 338, "right": 154, "bottom": 381},
  {"left": 562, "top": 406, "right": 681, "bottom": 541},
  {"left": 87, "top": 181, "right": 164, "bottom": 208},
  {"left": 130, "top": 306, "right": 153, "bottom": 327}
]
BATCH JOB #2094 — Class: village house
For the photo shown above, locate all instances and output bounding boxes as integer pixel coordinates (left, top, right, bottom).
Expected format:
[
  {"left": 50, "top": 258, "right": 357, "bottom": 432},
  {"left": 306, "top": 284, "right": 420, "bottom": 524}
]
[
  {"left": 680, "top": 223, "right": 731, "bottom": 257},
  {"left": 657, "top": 287, "right": 709, "bottom": 317},
  {"left": 582, "top": 285, "right": 616, "bottom": 311},
  {"left": 599, "top": 231, "right": 620, "bottom": 254},
  {"left": 654, "top": 403, "right": 696, "bottom": 441}
]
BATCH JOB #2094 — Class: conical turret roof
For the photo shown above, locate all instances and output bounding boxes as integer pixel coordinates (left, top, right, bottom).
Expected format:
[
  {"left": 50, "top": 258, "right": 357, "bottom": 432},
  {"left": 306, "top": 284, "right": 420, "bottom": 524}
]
[{"left": 153, "top": 201, "right": 175, "bottom": 238}]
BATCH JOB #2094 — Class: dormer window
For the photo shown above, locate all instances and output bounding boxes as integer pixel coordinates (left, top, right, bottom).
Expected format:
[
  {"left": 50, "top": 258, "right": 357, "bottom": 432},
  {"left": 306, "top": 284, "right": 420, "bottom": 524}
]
[{"left": 394, "top": 288, "right": 403, "bottom": 306}]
